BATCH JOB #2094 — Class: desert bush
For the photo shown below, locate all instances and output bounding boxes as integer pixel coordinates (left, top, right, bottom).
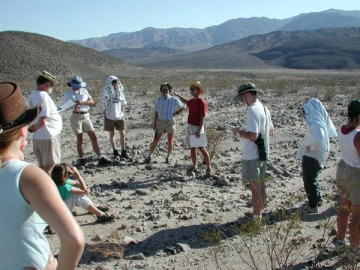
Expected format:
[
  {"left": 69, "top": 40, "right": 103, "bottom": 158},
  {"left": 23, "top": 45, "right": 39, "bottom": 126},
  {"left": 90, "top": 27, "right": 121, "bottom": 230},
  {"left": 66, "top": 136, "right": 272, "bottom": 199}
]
[{"left": 206, "top": 124, "right": 225, "bottom": 160}]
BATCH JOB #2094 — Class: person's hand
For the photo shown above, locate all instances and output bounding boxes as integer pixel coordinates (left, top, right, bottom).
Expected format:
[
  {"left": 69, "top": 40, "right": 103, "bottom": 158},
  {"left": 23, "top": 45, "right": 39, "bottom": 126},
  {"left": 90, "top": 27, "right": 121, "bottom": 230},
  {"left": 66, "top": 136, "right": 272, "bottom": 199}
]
[
  {"left": 195, "top": 132, "right": 200, "bottom": 138},
  {"left": 231, "top": 128, "right": 239, "bottom": 135},
  {"left": 28, "top": 125, "right": 36, "bottom": 133},
  {"left": 69, "top": 165, "right": 79, "bottom": 176},
  {"left": 172, "top": 91, "right": 178, "bottom": 97}
]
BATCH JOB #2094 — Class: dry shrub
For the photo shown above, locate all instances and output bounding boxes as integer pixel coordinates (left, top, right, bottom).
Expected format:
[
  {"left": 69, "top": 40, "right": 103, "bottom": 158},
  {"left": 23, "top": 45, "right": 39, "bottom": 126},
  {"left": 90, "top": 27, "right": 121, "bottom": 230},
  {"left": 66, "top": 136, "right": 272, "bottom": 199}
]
[
  {"left": 85, "top": 230, "right": 125, "bottom": 259},
  {"left": 206, "top": 124, "right": 224, "bottom": 160}
]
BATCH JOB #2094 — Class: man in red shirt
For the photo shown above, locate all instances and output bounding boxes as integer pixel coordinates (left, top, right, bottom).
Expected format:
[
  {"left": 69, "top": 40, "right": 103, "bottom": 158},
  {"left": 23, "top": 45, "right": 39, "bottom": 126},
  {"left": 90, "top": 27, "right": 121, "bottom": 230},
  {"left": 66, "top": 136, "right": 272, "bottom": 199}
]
[{"left": 173, "top": 81, "right": 211, "bottom": 177}]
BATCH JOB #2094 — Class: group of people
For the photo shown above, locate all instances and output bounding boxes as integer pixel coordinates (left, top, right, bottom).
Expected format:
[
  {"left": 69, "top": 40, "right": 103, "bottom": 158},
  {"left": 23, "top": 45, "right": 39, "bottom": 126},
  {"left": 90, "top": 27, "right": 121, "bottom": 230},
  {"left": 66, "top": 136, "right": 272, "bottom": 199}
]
[{"left": 0, "top": 70, "right": 360, "bottom": 268}]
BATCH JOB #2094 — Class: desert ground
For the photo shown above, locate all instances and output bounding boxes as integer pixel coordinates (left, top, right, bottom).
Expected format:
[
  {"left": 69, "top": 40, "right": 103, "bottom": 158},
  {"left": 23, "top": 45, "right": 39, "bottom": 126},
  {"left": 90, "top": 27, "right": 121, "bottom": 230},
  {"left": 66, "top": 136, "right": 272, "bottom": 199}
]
[{"left": 21, "top": 69, "right": 360, "bottom": 269}]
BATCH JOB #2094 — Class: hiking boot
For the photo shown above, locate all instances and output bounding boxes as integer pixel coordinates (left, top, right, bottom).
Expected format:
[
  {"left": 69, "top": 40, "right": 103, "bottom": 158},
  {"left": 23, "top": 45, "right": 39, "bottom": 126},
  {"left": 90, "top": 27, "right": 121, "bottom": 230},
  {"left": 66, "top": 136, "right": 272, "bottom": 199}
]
[
  {"left": 113, "top": 149, "right": 120, "bottom": 158},
  {"left": 306, "top": 205, "right": 319, "bottom": 214},
  {"left": 79, "top": 158, "right": 86, "bottom": 167},
  {"left": 98, "top": 157, "right": 111, "bottom": 166},
  {"left": 144, "top": 156, "right": 151, "bottom": 164},
  {"left": 165, "top": 157, "right": 171, "bottom": 164},
  {"left": 120, "top": 150, "right": 130, "bottom": 160}
]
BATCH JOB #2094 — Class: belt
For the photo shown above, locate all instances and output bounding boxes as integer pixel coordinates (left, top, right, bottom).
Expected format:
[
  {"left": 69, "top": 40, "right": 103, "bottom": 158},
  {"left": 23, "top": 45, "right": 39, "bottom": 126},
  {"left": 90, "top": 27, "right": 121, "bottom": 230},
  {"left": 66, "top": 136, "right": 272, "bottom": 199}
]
[{"left": 73, "top": 111, "right": 88, "bottom": 114}]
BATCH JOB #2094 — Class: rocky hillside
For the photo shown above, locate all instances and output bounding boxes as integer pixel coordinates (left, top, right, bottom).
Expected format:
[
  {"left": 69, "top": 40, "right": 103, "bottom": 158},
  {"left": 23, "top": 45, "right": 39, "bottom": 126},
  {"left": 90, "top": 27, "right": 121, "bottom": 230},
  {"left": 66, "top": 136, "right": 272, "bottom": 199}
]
[
  {"left": 138, "top": 27, "right": 360, "bottom": 70},
  {"left": 0, "top": 31, "right": 136, "bottom": 82}
]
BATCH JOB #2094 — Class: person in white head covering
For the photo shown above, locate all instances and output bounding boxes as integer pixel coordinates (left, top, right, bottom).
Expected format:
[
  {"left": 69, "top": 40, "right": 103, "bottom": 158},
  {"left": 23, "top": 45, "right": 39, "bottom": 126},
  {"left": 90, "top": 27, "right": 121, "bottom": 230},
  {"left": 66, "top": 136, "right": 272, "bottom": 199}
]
[
  {"left": 100, "top": 76, "right": 130, "bottom": 160},
  {"left": 296, "top": 98, "right": 337, "bottom": 213}
]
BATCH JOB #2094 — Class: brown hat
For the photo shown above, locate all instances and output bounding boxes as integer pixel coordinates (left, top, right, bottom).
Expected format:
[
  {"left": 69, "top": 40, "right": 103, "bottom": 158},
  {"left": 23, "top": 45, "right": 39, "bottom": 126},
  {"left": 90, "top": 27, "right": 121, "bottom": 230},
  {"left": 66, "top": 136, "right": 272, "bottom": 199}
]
[
  {"left": 37, "top": 71, "right": 59, "bottom": 85},
  {"left": 189, "top": 81, "right": 205, "bottom": 94},
  {"left": 0, "top": 82, "right": 40, "bottom": 134}
]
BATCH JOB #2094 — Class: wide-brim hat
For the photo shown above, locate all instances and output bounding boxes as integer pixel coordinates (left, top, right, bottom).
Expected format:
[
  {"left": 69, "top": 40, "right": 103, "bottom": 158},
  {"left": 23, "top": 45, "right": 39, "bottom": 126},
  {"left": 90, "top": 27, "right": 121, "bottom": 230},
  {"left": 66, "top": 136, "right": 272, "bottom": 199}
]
[
  {"left": 67, "top": 76, "right": 86, "bottom": 88},
  {"left": 234, "top": 83, "right": 263, "bottom": 101},
  {"left": 189, "top": 81, "right": 205, "bottom": 94},
  {"left": 37, "top": 71, "right": 59, "bottom": 85},
  {"left": 0, "top": 82, "right": 41, "bottom": 134},
  {"left": 159, "top": 83, "right": 172, "bottom": 93}
]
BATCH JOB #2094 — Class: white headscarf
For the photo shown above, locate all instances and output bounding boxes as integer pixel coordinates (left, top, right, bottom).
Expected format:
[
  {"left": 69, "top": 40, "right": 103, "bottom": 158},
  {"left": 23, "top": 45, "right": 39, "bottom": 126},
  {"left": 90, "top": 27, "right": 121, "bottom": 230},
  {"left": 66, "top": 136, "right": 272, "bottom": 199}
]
[
  {"left": 100, "top": 76, "right": 125, "bottom": 113},
  {"left": 304, "top": 98, "right": 337, "bottom": 153}
]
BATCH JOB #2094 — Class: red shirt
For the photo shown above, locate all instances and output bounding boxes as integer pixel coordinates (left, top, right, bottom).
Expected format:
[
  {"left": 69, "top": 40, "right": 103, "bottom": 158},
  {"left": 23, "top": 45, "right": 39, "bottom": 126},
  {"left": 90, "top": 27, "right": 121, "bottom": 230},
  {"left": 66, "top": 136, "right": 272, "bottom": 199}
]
[{"left": 186, "top": 98, "right": 207, "bottom": 126}]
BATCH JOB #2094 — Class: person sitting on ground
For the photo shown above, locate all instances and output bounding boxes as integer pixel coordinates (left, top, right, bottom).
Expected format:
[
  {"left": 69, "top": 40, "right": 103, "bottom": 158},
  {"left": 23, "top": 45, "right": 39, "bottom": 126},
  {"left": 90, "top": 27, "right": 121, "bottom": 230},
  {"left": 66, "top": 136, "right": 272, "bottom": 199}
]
[
  {"left": 62, "top": 76, "right": 110, "bottom": 166},
  {"left": 0, "top": 82, "right": 84, "bottom": 270},
  {"left": 100, "top": 76, "right": 130, "bottom": 160},
  {"left": 51, "top": 163, "right": 115, "bottom": 223},
  {"left": 335, "top": 99, "right": 360, "bottom": 252},
  {"left": 145, "top": 83, "right": 185, "bottom": 164},
  {"left": 173, "top": 81, "right": 211, "bottom": 177},
  {"left": 296, "top": 98, "right": 337, "bottom": 214}
]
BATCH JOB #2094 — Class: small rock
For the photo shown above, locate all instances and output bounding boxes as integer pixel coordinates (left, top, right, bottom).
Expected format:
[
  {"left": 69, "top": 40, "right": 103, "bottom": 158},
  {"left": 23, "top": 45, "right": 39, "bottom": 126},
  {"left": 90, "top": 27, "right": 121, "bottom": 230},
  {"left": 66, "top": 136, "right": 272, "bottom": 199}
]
[
  {"left": 125, "top": 253, "right": 146, "bottom": 260},
  {"left": 135, "top": 189, "right": 148, "bottom": 196},
  {"left": 92, "top": 234, "right": 103, "bottom": 241},
  {"left": 215, "top": 176, "right": 231, "bottom": 186},
  {"left": 175, "top": 243, "right": 191, "bottom": 253}
]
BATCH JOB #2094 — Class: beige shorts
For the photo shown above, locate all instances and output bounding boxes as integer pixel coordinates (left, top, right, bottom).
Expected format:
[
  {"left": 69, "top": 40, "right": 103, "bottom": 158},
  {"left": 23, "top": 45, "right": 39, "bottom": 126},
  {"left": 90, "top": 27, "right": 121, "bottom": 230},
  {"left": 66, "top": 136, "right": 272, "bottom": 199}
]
[
  {"left": 64, "top": 194, "right": 91, "bottom": 212},
  {"left": 70, "top": 112, "right": 94, "bottom": 134},
  {"left": 185, "top": 124, "right": 205, "bottom": 148},
  {"left": 104, "top": 116, "right": 126, "bottom": 131},
  {"left": 241, "top": 159, "right": 267, "bottom": 184},
  {"left": 156, "top": 119, "right": 175, "bottom": 134},
  {"left": 33, "top": 136, "right": 61, "bottom": 167},
  {"left": 336, "top": 159, "right": 360, "bottom": 205}
]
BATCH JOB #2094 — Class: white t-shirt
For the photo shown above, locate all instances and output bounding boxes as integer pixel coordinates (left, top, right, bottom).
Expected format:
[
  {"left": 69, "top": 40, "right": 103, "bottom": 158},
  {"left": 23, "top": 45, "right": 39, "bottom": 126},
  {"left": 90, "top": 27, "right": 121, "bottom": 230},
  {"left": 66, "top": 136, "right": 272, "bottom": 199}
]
[
  {"left": 62, "top": 88, "right": 91, "bottom": 112},
  {"left": 107, "top": 96, "right": 127, "bottom": 120},
  {"left": 28, "top": 90, "right": 62, "bottom": 139},
  {"left": 242, "top": 100, "right": 273, "bottom": 160}
]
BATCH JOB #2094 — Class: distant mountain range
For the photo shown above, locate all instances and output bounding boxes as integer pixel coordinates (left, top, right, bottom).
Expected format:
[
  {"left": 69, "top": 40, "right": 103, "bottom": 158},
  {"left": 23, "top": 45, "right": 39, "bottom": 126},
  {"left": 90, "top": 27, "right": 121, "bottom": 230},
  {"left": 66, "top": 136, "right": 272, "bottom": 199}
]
[
  {"left": 1, "top": 9, "right": 360, "bottom": 81},
  {"left": 71, "top": 9, "right": 360, "bottom": 53}
]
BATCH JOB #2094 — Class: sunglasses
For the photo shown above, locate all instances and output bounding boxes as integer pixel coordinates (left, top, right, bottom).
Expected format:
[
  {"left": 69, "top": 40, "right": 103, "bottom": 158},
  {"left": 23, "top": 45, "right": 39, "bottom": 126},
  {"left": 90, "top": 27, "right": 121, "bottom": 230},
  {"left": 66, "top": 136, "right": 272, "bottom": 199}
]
[{"left": 190, "top": 87, "right": 198, "bottom": 91}]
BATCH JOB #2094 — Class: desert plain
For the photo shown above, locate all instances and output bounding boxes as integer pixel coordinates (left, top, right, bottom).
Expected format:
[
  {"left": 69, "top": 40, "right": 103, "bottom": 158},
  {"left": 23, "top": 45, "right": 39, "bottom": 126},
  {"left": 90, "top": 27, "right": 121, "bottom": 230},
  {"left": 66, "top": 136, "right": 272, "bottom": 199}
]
[{"left": 19, "top": 68, "right": 360, "bottom": 270}]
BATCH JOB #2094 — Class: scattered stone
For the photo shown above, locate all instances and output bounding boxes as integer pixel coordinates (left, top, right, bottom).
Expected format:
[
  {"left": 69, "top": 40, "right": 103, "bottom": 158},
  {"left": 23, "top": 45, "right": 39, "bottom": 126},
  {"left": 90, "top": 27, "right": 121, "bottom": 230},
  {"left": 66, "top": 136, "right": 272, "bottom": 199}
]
[
  {"left": 92, "top": 234, "right": 103, "bottom": 241},
  {"left": 125, "top": 253, "right": 146, "bottom": 260},
  {"left": 135, "top": 189, "right": 148, "bottom": 196},
  {"left": 175, "top": 243, "right": 191, "bottom": 253},
  {"left": 215, "top": 176, "right": 231, "bottom": 186}
]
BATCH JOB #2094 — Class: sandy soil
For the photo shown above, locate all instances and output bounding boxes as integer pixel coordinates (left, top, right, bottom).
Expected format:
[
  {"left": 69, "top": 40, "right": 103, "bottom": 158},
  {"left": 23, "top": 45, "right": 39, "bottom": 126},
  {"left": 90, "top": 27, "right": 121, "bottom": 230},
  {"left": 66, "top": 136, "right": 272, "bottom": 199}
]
[{"left": 22, "top": 75, "right": 355, "bottom": 270}]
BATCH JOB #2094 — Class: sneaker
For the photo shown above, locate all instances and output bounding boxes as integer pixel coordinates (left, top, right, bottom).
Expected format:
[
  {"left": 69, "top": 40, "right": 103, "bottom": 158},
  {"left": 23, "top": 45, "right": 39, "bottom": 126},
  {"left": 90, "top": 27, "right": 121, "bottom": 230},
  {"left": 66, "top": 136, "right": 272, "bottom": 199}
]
[
  {"left": 120, "top": 150, "right": 130, "bottom": 160},
  {"left": 187, "top": 166, "right": 198, "bottom": 174},
  {"left": 113, "top": 149, "right": 120, "bottom": 158},
  {"left": 307, "top": 206, "right": 319, "bottom": 214},
  {"left": 144, "top": 156, "right": 151, "bottom": 164},
  {"left": 334, "top": 239, "right": 346, "bottom": 252},
  {"left": 98, "top": 205, "right": 110, "bottom": 212},
  {"left": 165, "top": 157, "right": 171, "bottom": 164},
  {"left": 79, "top": 158, "right": 86, "bottom": 167},
  {"left": 98, "top": 157, "right": 111, "bottom": 166}
]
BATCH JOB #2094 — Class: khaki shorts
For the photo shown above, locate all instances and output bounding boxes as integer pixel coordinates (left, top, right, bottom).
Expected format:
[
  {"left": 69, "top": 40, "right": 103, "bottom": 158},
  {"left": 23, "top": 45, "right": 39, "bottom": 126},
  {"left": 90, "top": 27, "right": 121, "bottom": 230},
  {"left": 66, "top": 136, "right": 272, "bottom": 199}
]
[
  {"left": 185, "top": 124, "right": 205, "bottom": 148},
  {"left": 64, "top": 194, "right": 91, "bottom": 212},
  {"left": 70, "top": 112, "right": 94, "bottom": 134},
  {"left": 33, "top": 136, "right": 61, "bottom": 167},
  {"left": 104, "top": 116, "right": 126, "bottom": 131},
  {"left": 156, "top": 119, "right": 175, "bottom": 134},
  {"left": 241, "top": 159, "right": 267, "bottom": 185},
  {"left": 336, "top": 159, "right": 360, "bottom": 205}
]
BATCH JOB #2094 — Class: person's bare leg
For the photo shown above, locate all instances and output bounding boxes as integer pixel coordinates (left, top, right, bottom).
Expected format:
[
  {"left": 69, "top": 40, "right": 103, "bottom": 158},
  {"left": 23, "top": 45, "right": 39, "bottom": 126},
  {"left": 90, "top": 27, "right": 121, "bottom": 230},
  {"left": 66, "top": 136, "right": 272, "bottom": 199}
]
[
  {"left": 109, "top": 130, "right": 116, "bottom": 150},
  {"left": 76, "top": 133, "right": 84, "bottom": 157},
  {"left": 86, "top": 201, "right": 105, "bottom": 217},
  {"left": 349, "top": 204, "right": 360, "bottom": 248},
  {"left": 119, "top": 130, "right": 126, "bottom": 150},
  {"left": 191, "top": 148, "right": 197, "bottom": 169},
  {"left": 250, "top": 182, "right": 263, "bottom": 216},
  {"left": 149, "top": 133, "right": 163, "bottom": 156},
  {"left": 199, "top": 147, "right": 211, "bottom": 170},
  {"left": 337, "top": 197, "right": 351, "bottom": 241},
  {"left": 87, "top": 130, "right": 101, "bottom": 156},
  {"left": 167, "top": 133, "right": 174, "bottom": 156}
]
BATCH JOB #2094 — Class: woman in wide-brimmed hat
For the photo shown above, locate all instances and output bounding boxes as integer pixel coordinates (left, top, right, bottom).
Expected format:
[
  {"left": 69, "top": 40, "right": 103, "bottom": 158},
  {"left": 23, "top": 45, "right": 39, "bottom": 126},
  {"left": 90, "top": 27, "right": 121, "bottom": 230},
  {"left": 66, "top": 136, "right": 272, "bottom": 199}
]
[{"left": 0, "top": 82, "right": 84, "bottom": 269}]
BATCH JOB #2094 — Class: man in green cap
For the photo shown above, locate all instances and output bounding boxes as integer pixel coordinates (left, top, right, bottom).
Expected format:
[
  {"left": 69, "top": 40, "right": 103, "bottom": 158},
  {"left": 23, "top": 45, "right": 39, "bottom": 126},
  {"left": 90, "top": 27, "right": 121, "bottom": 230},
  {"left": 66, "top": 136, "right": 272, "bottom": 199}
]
[{"left": 232, "top": 83, "right": 274, "bottom": 220}]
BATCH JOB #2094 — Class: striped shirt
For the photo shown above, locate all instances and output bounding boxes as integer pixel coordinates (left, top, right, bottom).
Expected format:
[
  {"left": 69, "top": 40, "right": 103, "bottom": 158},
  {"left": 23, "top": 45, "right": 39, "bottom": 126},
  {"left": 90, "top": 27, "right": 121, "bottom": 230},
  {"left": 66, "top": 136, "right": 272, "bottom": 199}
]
[{"left": 154, "top": 95, "right": 184, "bottom": 120}]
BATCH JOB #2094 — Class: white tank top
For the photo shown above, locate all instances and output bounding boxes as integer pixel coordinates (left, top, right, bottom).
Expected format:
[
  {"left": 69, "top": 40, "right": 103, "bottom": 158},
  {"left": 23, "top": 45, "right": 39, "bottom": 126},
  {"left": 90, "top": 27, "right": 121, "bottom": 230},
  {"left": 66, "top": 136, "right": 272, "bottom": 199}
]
[
  {"left": 0, "top": 159, "right": 50, "bottom": 269},
  {"left": 338, "top": 126, "right": 360, "bottom": 168}
]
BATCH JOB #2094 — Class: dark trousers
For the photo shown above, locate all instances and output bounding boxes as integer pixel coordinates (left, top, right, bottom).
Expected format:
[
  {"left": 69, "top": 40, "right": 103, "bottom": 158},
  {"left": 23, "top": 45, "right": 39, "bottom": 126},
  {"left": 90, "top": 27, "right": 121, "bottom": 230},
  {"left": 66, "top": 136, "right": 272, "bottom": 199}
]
[{"left": 302, "top": 155, "right": 322, "bottom": 208}]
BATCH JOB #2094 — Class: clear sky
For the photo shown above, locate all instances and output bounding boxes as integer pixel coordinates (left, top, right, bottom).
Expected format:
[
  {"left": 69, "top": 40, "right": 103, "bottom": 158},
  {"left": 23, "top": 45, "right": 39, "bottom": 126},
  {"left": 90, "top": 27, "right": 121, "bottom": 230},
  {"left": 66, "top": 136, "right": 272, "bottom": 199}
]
[{"left": 1, "top": 0, "right": 359, "bottom": 41}]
